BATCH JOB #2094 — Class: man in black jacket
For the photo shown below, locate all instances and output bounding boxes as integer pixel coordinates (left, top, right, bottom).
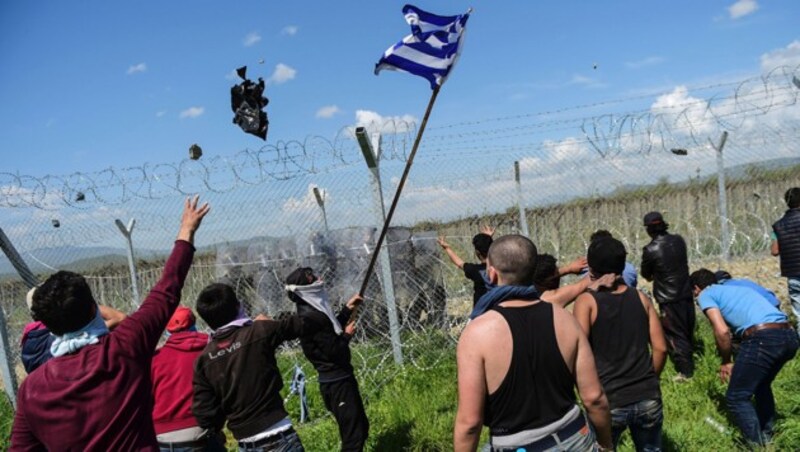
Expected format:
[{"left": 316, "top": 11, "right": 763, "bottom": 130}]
[
  {"left": 771, "top": 187, "right": 800, "bottom": 335},
  {"left": 193, "top": 283, "right": 306, "bottom": 451},
  {"left": 285, "top": 267, "right": 368, "bottom": 452},
  {"left": 640, "top": 211, "right": 696, "bottom": 380}
]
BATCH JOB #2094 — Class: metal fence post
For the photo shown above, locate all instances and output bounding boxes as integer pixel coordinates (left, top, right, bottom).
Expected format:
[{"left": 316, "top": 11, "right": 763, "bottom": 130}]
[
  {"left": 357, "top": 129, "right": 403, "bottom": 365},
  {"left": 514, "top": 161, "right": 530, "bottom": 237},
  {"left": 711, "top": 131, "right": 730, "bottom": 261},
  {"left": 114, "top": 219, "right": 141, "bottom": 308}
]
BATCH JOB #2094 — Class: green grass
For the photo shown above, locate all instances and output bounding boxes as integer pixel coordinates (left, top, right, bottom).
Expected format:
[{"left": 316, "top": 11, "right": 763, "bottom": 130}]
[{"left": 1, "top": 321, "right": 798, "bottom": 451}]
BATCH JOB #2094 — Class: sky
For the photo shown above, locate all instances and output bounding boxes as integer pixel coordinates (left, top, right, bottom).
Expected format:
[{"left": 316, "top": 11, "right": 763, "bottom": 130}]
[{"left": 1, "top": 0, "right": 799, "bottom": 177}]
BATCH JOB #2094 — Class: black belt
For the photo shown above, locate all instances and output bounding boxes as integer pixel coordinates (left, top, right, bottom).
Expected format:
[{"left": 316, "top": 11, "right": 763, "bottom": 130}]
[
  {"left": 493, "top": 414, "right": 587, "bottom": 452},
  {"left": 238, "top": 427, "right": 297, "bottom": 448},
  {"left": 157, "top": 437, "right": 209, "bottom": 449}
]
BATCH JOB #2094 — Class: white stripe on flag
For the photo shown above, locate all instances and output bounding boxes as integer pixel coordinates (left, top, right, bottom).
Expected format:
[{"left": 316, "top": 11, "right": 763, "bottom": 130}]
[{"left": 391, "top": 46, "right": 455, "bottom": 70}]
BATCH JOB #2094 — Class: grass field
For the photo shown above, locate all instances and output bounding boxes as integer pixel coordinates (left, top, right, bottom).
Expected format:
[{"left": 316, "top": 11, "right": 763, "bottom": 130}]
[{"left": 0, "top": 317, "right": 798, "bottom": 450}]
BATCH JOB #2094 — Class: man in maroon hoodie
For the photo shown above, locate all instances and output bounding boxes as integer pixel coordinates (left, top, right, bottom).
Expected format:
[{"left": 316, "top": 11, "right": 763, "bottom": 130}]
[
  {"left": 152, "top": 306, "right": 226, "bottom": 451},
  {"left": 10, "top": 195, "right": 210, "bottom": 452}
]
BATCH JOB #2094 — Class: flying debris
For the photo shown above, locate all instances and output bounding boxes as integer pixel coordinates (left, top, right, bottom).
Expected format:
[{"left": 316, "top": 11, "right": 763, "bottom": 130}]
[
  {"left": 75, "top": 191, "right": 86, "bottom": 202},
  {"left": 189, "top": 143, "right": 203, "bottom": 160},
  {"left": 230, "top": 66, "right": 269, "bottom": 140},
  {"left": 670, "top": 148, "right": 688, "bottom": 156},
  {"left": 258, "top": 59, "right": 265, "bottom": 64},
  {"left": 593, "top": 63, "right": 598, "bottom": 70},
  {"left": 51, "top": 219, "right": 60, "bottom": 228}
]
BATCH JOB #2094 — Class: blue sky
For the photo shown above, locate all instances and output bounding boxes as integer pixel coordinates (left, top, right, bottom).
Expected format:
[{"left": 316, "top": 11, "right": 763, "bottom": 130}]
[{"left": 1, "top": 0, "right": 799, "bottom": 177}]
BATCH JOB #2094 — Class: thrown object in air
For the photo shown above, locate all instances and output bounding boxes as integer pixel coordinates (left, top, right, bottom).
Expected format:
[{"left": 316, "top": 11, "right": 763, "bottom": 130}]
[
  {"left": 51, "top": 219, "right": 60, "bottom": 228},
  {"left": 230, "top": 66, "right": 269, "bottom": 140},
  {"left": 670, "top": 148, "right": 688, "bottom": 156},
  {"left": 189, "top": 143, "right": 203, "bottom": 160},
  {"left": 593, "top": 62, "right": 598, "bottom": 70},
  {"left": 75, "top": 191, "right": 86, "bottom": 202}
]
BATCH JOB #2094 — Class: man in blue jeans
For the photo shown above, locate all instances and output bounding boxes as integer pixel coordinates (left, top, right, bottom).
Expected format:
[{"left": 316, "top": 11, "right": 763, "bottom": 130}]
[
  {"left": 771, "top": 187, "right": 800, "bottom": 334},
  {"left": 690, "top": 269, "right": 799, "bottom": 446},
  {"left": 574, "top": 237, "right": 667, "bottom": 451}
]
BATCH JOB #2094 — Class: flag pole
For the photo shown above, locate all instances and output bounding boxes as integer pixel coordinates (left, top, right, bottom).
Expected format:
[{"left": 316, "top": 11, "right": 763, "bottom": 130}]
[{"left": 358, "top": 84, "right": 441, "bottom": 297}]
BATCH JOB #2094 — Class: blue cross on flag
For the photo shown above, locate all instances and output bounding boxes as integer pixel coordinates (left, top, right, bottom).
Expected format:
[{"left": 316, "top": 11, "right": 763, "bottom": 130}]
[{"left": 375, "top": 4, "right": 471, "bottom": 89}]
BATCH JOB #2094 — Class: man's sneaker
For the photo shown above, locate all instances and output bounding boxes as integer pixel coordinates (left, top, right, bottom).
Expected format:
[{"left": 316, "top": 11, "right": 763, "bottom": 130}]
[{"left": 672, "top": 373, "right": 691, "bottom": 383}]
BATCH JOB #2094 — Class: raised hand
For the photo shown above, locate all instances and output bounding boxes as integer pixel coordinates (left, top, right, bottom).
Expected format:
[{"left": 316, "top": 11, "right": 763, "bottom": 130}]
[
  {"left": 346, "top": 294, "right": 364, "bottom": 310},
  {"left": 178, "top": 195, "right": 211, "bottom": 244},
  {"left": 480, "top": 225, "right": 496, "bottom": 237},
  {"left": 437, "top": 236, "right": 450, "bottom": 249}
]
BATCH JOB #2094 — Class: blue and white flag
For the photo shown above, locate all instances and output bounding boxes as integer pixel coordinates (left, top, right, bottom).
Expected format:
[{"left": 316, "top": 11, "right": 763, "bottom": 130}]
[{"left": 375, "top": 4, "right": 471, "bottom": 89}]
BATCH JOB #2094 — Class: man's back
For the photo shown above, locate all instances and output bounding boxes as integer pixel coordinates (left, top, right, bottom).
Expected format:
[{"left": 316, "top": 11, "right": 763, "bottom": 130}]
[
  {"left": 773, "top": 208, "right": 800, "bottom": 277},
  {"left": 641, "top": 233, "right": 692, "bottom": 303},
  {"left": 11, "top": 240, "right": 195, "bottom": 451},
  {"left": 192, "top": 317, "right": 304, "bottom": 440}
]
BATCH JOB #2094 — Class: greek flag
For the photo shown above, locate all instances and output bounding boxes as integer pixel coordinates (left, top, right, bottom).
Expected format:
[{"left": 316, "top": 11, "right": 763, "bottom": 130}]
[{"left": 375, "top": 4, "right": 471, "bottom": 89}]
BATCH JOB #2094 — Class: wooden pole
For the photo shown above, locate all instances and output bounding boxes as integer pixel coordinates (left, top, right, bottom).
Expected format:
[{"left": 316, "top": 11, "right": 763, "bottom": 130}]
[{"left": 359, "top": 85, "right": 441, "bottom": 297}]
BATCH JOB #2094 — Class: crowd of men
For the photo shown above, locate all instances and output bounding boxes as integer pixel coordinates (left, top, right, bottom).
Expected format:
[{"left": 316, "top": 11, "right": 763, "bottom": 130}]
[{"left": 7, "top": 187, "right": 800, "bottom": 451}]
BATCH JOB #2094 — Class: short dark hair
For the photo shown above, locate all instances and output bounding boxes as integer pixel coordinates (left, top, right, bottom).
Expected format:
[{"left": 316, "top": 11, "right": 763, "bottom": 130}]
[
  {"left": 588, "top": 237, "right": 627, "bottom": 276},
  {"left": 32, "top": 271, "right": 97, "bottom": 335},
  {"left": 533, "top": 253, "right": 560, "bottom": 292},
  {"left": 785, "top": 187, "right": 800, "bottom": 209},
  {"left": 472, "top": 233, "right": 493, "bottom": 259},
  {"left": 196, "top": 283, "right": 241, "bottom": 330},
  {"left": 589, "top": 229, "right": 613, "bottom": 243},
  {"left": 285, "top": 267, "right": 315, "bottom": 304},
  {"left": 486, "top": 235, "right": 538, "bottom": 286},
  {"left": 689, "top": 268, "right": 717, "bottom": 291}
]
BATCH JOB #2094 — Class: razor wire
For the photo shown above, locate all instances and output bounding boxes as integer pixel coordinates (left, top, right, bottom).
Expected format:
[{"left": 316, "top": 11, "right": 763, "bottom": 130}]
[{"left": 1, "top": 65, "right": 800, "bottom": 404}]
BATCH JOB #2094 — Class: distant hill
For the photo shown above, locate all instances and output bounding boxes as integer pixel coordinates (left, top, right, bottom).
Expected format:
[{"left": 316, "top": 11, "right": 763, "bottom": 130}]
[{"left": 0, "top": 246, "right": 162, "bottom": 279}]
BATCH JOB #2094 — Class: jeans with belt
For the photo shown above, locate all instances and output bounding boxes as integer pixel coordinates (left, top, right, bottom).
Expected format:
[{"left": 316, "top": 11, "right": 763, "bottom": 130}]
[
  {"left": 238, "top": 428, "right": 304, "bottom": 452},
  {"left": 158, "top": 431, "right": 227, "bottom": 452},
  {"left": 726, "top": 328, "right": 799, "bottom": 445}
]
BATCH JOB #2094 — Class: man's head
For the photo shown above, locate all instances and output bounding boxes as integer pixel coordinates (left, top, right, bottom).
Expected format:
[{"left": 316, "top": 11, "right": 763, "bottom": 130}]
[
  {"left": 689, "top": 268, "right": 717, "bottom": 297},
  {"left": 532, "top": 253, "right": 560, "bottom": 292},
  {"left": 31, "top": 271, "right": 97, "bottom": 336},
  {"left": 587, "top": 237, "right": 627, "bottom": 277},
  {"left": 285, "top": 267, "right": 316, "bottom": 304},
  {"left": 785, "top": 187, "right": 800, "bottom": 209},
  {"left": 643, "top": 211, "right": 669, "bottom": 237},
  {"left": 472, "top": 233, "right": 493, "bottom": 261},
  {"left": 486, "top": 235, "right": 537, "bottom": 286},
  {"left": 196, "top": 283, "right": 241, "bottom": 330},
  {"left": 714, "top": 270, "right": 732, "bottom": 283},
  {"left": 167, "top": 306, "right": 196, "bottom": 333},
  {"left": 589, "top": 229, "right": 613, "bottom": 243}
]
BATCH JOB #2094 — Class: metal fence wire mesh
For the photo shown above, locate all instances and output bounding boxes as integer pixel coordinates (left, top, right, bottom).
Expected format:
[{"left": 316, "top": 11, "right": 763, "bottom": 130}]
[{"left": 1, "top": 65, "right": 800, "bottom": 402}]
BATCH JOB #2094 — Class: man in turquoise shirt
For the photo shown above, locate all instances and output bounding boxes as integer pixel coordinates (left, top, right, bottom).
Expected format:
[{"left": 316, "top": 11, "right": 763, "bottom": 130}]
[{"left": 690, "top": 269, "right": 798, "bottom": 447}]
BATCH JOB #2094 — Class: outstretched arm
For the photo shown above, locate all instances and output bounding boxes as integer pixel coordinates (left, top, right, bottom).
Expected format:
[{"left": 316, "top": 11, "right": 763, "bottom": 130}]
[
  {"left": 438, "top": 236, "right": 465, "bottom": 269},
  {"left": 558, "top": 256, "right": 587, "bottom": 276}
]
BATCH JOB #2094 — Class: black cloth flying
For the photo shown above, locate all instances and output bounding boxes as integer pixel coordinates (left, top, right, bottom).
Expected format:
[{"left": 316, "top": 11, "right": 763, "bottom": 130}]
[
  {"left": 773, "top": 208, "right": 800, "bottom": 277},
  {"left": 230, "top": 66, "right": 269, "bottom": 140},
  {"left": 588, "top": 287, "right": 661, "bottom": 409},
  {"left": 296, "top": 302, "right": 355, "bottom": 382},
  {"left": 485, "top": 302, "right": 576, "bottom": 436},
  {"left": 320, "top": 376, "right": 369, "bottom": 452},
  {"left": 192, "top": 317, "right": 305, "bottom": 440},
  {"left": 660, "top": 302, "right": 696, "bottom": 377},
  {"left": 640, "top": 233, "right": 692, "bottom": 304},
  {"left": 463, "top": 262, "right": 489, "bottom": 306}
]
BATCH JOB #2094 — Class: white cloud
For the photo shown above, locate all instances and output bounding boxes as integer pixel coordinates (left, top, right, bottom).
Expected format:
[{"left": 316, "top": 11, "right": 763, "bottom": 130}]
[
  {"left": 179, "top": 107, "right": 204, "bottom": 119},
  {"left": 282, "top": 184, "right": 328, "bottom": 213},
  {"left": 127, "top": 63, "right": 147, "bottom": 75},
  {"left": 316, "top": 105, "right": 342, "bottom": 119},
  {"left": 155, "top": 110, "right": 166, "bottom": 118},
  {"left": 267, "top": 63, "right": 297, "bottom": 85},
  {"left": 760, "top": 40, "right": 800, "bottom": 71},
  {"left": 281, "top": 25, "right": 299, "bottom": 36},
  {"left": 569, "top": 74, "right": 606, "bottom": 88},
  {"left": 243, "top": 32, "right": 262, "bottom": 47},
  {"left": 728, "top": 0, "right": 758, "bottom": 19},
  {"left": 352, "top": 110, "right": 418, "bottom": 134},
  {"left": 625, "top": 56, "right": 665, "bottom": 69}
]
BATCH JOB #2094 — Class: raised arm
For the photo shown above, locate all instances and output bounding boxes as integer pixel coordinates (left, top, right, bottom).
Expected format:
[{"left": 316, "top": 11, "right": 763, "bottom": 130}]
[
  {"left": 640, "top": 291, "right": 667, "bottom": 375},
  {"left": 111, "top": 196, "right": 209, "bottom": 356},
  {"left": 438, "top": 236, "right": 465, "bottom": 269},
  {"left": 541, "top": 277, "right": 591, "bottom": 308},
  {"left": 558, "top": 256, "right": 587, "bottom": 276},
  {"left": 454, "top": 324, "right": 486, "bottom": 452}
]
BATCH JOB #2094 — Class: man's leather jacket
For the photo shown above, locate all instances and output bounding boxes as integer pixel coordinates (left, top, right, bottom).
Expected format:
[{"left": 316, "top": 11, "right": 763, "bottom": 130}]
[{"left": 640, "top": 233, "right": 692, "bottom": 304}]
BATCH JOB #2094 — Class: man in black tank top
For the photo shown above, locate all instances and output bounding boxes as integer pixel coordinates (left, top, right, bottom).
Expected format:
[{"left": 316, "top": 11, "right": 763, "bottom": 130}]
[
  {"left": 574, "top": 237, "right": 668, "bottom": 452},
  {"left": 454, "top": 235, "right": 613, "bottom": 452}
]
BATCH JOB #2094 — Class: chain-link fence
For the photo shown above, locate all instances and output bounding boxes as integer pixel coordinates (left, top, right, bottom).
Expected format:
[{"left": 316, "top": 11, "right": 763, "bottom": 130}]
[{"left": 1, "top": 65, "right": 800, "bottom": 405}]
